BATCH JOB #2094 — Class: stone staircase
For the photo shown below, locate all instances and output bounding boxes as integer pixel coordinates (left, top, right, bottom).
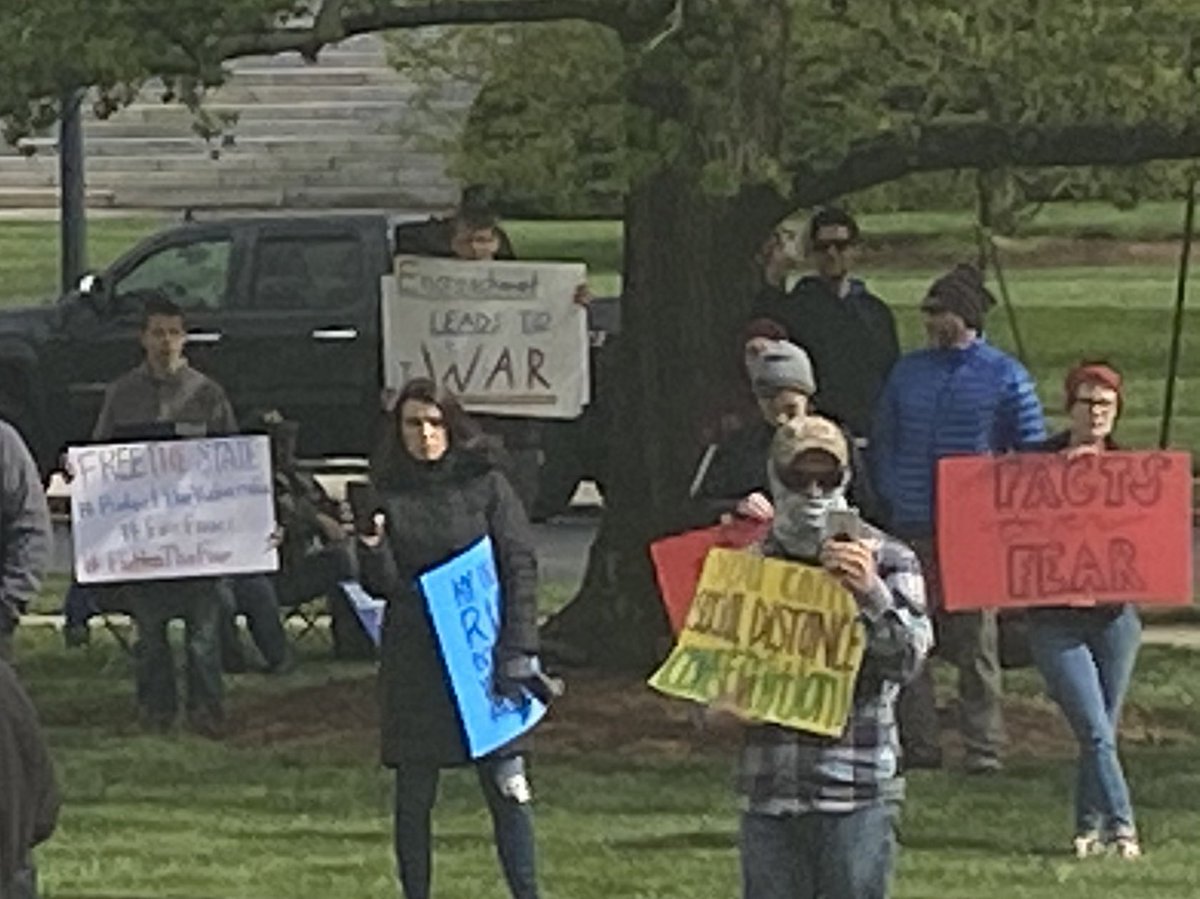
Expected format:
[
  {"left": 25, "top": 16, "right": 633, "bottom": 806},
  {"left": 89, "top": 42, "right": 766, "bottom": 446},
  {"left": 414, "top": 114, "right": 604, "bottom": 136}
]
[{"left": 0, "top": 34, "right": 472, "bottom": 211}]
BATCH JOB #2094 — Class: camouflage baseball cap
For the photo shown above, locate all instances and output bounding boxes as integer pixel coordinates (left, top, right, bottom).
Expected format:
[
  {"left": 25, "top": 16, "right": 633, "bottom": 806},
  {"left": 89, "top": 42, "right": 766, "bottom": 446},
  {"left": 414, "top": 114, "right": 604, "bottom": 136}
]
[{"left": 770, "top": 415, "right": 849, "bottom": 470}]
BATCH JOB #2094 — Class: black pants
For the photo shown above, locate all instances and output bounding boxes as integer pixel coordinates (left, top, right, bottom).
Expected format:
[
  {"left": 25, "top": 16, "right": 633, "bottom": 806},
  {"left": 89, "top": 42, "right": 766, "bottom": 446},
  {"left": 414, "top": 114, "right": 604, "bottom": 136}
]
[
  {"left": 129, "top": 579, "right": 224, "bottom": 724},
  {"left": 221, "top": 576, "right": 291, "bottom": 670},
  {"left": 393, "top": 756, "right": 538, "bottom": 899}
]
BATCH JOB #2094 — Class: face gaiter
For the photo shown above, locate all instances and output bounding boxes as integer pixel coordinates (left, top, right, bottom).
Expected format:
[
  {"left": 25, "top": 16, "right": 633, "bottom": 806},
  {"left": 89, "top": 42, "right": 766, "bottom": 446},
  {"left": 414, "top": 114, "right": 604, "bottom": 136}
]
[{"left": 767, "top": 464, "right": 849, "bottom": 561}]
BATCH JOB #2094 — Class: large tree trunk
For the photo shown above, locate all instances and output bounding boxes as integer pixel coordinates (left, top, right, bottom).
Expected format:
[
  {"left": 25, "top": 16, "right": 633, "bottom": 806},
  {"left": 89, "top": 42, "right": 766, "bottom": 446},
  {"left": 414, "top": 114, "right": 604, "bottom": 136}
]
[
  {"left": 543, "top": 171, "right": 781, "bottom": 670},
  {"left": 542, "top": 0, "right": 792, "bottom": 670}
]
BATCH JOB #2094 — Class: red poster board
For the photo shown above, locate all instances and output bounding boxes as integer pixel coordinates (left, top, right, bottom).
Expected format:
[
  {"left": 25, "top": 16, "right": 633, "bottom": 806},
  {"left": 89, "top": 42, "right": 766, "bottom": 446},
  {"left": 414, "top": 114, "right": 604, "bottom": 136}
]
[
  {"left": 937, "top": 451, "right": 1193, "bottom": 611},
  {"left": 650, "top": 519, "right": 769, "bottom": 633}
]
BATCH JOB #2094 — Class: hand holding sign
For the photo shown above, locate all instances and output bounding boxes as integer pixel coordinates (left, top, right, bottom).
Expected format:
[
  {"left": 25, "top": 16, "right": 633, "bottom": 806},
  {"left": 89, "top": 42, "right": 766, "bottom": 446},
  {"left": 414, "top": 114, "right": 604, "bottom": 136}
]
[
  {"left": 383, "top": 257, "right": 590, "bottom": 419},
  {"left": 650, "top": 548, "right": 866, "bottom": 738},
  {"left": 936, "top": 451, "right": 1193, "bottom": 610},
  {"left": 419, "top": 536, "right": 548, "bottom": 758}
]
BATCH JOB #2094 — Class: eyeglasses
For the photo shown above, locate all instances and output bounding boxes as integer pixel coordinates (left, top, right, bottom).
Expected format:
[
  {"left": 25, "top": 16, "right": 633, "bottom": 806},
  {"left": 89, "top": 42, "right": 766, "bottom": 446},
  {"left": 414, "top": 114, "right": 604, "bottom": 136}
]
[
  {"left": 777, "top": 467, "right": 843, "bottom": 493},
  {"left": 813, "top": 239, "right": 853, "bottom": 253},
  {"left": 1073, "top": 397, "right": 1117, "bottom": 411}
]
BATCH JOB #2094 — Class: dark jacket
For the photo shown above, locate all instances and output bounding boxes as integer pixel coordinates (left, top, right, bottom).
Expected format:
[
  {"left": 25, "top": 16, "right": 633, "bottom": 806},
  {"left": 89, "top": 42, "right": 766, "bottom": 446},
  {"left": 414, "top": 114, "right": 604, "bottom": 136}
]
[
  {"left": 274, "top": 467, "right": 343, "bottom": 571},
  {"left": 692, "top": 419, "right": 882, "bottom": 527},
  {"left": 752, "top": 276, "right": 899, "bottom": 438},
  {"left": 0, "top": 660, "right": 59, "bottom": 897},
  {"left": 0, "top": 423, "right": 50, "bottom": 633},
  {"left": 359, "top": 448, "right": 539, "bottom": 767},
  {"left": 92, "top": 362, "right": 238, "bottom": 442}
]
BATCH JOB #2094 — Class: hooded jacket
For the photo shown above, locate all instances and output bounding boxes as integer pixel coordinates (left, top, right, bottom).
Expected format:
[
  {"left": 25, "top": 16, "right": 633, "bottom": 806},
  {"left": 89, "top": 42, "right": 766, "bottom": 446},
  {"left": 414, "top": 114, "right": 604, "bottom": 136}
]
[
  {"left": 358, "top": 446, "right": 539, "bottom": 767},
  {"left": 0, "top": 422, "right": 50, "bottom": 633},
  {"left": 0, "top": 660, "right": 59, "bottom": 897}
]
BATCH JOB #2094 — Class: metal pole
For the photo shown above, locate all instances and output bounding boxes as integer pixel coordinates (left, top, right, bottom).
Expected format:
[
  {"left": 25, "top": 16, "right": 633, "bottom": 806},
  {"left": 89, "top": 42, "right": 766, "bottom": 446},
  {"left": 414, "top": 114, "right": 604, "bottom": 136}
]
[
  {"left": 59, "top": 88, "right": 87, "bottom": 293},
  {"left": 986, "top": 235, "right": 1028, "bottom": 366},
  {"left": 1160, "top": 177, "right": 1196, "bottom": 449},
  {"left": 975, "top": 170, "right": 1028, "bottom": 365}
]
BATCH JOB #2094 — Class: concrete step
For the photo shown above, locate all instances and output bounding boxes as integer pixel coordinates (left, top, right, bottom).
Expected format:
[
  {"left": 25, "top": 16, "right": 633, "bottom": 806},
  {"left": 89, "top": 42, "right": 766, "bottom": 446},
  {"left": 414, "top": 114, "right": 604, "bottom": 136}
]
[
  {"left": 80, "top": 164, "right": 448, "bottom": 191},
  {"left": 80, "top": 117, "right": 429, "bottom": 140},
  {"left": 108, "top": 183, "right": 456, "bottom": 210},
  {"left": 0, "top": 150, "right": 449, "bottom": 175},
  {"left": 204, "top": 83, "right": 473, "bottom": 106},
  {"left": 0, "top": 32, "right": 465, "bottom": 211},
  {"left": 16, "top": 133, "right": 446, "bottom": 158},
  {"left": 108, "top": 101, "right": 433, "bottom": 125},
  {"left": 217, "top": 66, "right": 408, "bottom": 87},
  {"left": 0, "top": 188, "right": 115, "bottom": 209},
  {"left": 232, "top": 50, "right": 389, "bottom": 69}
]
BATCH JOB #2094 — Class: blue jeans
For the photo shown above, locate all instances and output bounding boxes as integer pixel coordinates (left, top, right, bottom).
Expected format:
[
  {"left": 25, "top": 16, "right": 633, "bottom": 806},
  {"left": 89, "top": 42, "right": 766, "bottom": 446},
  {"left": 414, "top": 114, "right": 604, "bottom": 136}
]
[
  {"left": 393, "top": 756, "right": 538, "bottom": 899},
  {"left": 1029, "top": 606, "right": 1141, "bottom": 837},
  {"left": 741, "top": 803, "right": 898, "bottom": 899}
]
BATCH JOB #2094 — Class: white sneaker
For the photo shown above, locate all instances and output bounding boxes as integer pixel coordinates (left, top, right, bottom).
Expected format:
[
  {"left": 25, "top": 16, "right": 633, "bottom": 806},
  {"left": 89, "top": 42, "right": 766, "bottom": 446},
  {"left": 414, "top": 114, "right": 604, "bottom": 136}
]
[
  {"left": 1073, "top": 832, "right": 1104, "bottom": 859},
  {"left": 1113, "top": 835, "right": 1142, "bottom": 860}
]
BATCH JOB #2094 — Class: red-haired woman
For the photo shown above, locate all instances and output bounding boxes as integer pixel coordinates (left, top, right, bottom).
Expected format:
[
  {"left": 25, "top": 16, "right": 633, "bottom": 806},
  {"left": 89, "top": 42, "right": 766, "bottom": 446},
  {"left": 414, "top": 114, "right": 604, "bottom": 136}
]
[{"left": 1028, "top": 362, "right": 1141, "bottom": 860}]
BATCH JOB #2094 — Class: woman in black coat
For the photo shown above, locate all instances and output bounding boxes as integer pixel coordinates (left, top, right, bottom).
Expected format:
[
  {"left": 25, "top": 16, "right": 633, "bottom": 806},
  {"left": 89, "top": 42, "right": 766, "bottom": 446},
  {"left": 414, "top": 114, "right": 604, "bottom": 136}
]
[{"left": 359, "top": 378, "right": 542, "bottom": 899}]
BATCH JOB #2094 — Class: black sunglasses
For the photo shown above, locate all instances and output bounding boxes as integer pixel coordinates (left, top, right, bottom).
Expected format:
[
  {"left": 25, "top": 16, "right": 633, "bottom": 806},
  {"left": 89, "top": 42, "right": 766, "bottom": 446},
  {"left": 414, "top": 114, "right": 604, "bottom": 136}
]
[{"left": 777, "top": 466, "right": 842, "bottom": 493}]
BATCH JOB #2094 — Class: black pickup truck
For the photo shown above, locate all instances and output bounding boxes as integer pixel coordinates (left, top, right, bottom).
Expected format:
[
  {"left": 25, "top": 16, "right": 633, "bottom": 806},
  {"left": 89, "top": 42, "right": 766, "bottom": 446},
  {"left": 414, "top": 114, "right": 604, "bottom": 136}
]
[{"left": 0, "top": 214, "right": 614, "bottom": 507}]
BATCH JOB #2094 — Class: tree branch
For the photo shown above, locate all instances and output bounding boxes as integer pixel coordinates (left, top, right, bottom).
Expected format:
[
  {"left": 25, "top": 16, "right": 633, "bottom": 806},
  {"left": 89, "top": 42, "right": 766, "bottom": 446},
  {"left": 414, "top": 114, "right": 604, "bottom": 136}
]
[
  {"left": 215, "top": 0, "right": 675, "bottom": 61},
  {"left": 791, "top": 119, "right": 1200, "bottom": 207},
  {"left": 308, "top": 0, "right": 350, "bottom": 52}
]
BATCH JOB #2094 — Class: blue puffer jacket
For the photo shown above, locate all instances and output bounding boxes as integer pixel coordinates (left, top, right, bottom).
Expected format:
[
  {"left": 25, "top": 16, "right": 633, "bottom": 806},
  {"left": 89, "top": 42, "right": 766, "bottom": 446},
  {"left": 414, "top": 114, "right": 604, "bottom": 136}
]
[{"left": 871, "top": 339, "right": 1046, "bottom": 535}]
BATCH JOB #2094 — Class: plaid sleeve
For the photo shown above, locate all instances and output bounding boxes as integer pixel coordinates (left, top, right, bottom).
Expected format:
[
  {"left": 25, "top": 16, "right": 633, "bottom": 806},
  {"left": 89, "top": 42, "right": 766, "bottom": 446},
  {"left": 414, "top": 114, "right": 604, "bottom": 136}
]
[{"left": 853, "top": 533, "right": 934, "bottom": 684}]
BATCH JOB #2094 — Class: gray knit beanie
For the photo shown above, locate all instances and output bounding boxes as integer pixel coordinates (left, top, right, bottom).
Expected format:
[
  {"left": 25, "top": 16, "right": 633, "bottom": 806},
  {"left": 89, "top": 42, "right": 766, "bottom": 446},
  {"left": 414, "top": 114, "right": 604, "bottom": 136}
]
[{"left": 748, "top": 340, "right": 816, "bottom": 398}]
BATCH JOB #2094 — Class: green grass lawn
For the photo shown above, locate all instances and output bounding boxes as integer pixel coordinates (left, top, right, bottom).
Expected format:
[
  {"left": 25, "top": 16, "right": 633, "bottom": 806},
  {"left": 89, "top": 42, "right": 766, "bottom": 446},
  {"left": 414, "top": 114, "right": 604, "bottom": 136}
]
[{"left": 12, "top": 625, "right": 1200, "bottom": 899}]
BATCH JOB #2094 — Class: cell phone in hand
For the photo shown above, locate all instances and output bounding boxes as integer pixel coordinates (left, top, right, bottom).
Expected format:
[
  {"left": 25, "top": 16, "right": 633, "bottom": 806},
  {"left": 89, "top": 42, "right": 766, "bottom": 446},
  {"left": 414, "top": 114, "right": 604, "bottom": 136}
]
[
  {"left": 823, "top": 508, "right": 864, "bottom": 543},
  {"left": 346, "top": 480, "right": 382, "bottom": 535}
]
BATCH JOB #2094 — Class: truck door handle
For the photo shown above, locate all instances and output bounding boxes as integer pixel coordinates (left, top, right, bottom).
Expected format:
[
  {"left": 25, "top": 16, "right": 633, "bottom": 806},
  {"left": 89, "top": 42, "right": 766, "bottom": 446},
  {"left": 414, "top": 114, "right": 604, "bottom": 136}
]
[
  {"left": 186, "top": 330, "right": 222, "bottom": 344},
  {"left": 311, "top": 327, "right": 359, "bottom": 341}
]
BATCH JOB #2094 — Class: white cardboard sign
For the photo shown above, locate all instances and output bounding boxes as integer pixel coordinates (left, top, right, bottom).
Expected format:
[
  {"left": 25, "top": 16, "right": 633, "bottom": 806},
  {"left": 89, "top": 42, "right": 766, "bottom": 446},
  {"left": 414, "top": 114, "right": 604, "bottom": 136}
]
[
  {"left": 68, "top": 436, "right": 278, "bottom": 584},
  {"left": 382, "top": 255, "right": 590, "bottom": 419}
]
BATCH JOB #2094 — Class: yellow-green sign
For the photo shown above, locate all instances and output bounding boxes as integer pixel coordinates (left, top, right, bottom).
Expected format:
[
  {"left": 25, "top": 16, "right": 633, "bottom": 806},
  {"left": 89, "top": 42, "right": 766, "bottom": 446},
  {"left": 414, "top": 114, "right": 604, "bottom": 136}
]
[{"left": 649, "top": 548, "right": 866, "bottom": 737}]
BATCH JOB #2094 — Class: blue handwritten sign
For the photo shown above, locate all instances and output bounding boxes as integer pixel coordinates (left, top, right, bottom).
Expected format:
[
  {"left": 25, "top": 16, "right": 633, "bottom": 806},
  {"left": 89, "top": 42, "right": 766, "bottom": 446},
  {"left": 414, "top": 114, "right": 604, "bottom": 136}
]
[{"left": 418, "top": 536, "right": 547, "bottom": 758}]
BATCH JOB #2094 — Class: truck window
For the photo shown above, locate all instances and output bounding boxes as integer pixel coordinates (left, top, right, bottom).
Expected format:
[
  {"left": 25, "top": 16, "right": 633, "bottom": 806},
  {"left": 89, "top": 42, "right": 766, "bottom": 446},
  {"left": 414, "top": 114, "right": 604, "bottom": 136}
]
[
  {"left": 253, "top": 234, "right": 364, "bottom": 310},
  {"left": 114, "top": 238, "right": 232, "bottom": 309}
]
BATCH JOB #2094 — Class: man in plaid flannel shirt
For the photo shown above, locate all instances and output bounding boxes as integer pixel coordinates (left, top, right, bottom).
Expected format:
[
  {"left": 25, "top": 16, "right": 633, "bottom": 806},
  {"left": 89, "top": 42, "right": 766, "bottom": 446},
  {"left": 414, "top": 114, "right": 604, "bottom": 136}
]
[{"left": 734, "top": 416, "right": 932, "bottom": 899}]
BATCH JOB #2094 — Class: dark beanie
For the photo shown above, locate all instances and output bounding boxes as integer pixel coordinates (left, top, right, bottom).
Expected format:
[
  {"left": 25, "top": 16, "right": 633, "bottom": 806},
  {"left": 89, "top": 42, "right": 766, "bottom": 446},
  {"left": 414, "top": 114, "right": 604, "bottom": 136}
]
[{"left": 923, "top": 264, "right": 996, "bottom": 331}]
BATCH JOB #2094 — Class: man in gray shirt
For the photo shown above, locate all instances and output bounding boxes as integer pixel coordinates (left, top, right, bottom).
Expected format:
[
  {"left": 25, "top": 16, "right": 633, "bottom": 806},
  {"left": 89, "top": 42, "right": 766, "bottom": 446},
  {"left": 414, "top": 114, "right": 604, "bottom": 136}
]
[
  {"left": 0, "top": 422, "right": 51, "bottom": 664},
  {"left": 92, "top": 294, "right": 237, "bottom": 735}
]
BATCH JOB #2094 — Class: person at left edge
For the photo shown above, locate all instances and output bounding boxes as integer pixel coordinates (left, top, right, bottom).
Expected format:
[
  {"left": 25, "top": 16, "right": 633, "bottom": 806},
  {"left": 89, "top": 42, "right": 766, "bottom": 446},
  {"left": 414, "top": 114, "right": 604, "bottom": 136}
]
[
  {"left": 734, "top": 415, "right": 932, "bottom": 899},
  {"left": 0, "top": 420, "right": 50, "bottom": 664},
  {"left": 91, "top": 293, "right": 238, "bottom": 736},
  {"left": 357, "top": 377, "right": 544, "bottom": 899},
  {"left": 0, "top": 659, "right": 59, "bottom": 899}
]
